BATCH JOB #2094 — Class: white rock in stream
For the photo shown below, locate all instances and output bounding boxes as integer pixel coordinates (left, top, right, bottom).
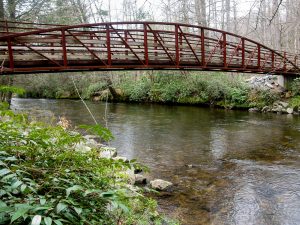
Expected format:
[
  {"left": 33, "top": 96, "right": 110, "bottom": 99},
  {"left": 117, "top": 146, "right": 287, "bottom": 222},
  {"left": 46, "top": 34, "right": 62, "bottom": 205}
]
[
  {"left": 287, "top": 108, "right": 294, "bottom": 114},
  {"left": 75, "top": 142, "right": 92, "bottom": 153},
  {"left": 150, "top": 179, "right": 173, "bottom": 191}
]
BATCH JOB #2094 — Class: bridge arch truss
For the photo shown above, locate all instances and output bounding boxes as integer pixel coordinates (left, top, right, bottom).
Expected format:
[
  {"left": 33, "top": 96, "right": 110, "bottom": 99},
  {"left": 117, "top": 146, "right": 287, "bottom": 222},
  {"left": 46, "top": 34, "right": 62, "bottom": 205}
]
[{"left": 0, "top": 21, "right": 299, "bottom": 75}]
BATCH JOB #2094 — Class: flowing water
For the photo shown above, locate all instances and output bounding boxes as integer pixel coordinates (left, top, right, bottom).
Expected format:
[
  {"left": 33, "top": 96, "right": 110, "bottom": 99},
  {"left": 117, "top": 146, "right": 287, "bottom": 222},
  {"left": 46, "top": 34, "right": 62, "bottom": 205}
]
[{"left": 11, "top": 98, "right": 300, "bottom": 225}]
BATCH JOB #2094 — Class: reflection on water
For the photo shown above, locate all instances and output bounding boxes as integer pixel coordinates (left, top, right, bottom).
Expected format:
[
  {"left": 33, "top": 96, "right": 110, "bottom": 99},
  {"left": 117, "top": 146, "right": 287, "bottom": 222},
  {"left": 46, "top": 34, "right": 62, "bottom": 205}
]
[{"left": 11, "top": 98, "right": 300, "bottom": 225}]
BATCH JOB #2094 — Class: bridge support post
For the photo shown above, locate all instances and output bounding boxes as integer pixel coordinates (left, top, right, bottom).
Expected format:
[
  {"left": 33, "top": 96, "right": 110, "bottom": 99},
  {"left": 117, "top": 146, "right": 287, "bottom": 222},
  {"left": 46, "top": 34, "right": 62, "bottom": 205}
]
[{"left": 277, "top": 75, "right": 296, "bottom": 90}]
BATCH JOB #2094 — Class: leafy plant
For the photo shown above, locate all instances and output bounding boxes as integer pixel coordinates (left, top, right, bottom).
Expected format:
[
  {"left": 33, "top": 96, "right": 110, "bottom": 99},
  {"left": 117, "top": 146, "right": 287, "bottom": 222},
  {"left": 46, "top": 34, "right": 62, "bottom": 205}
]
[
  {"left": 291, "top": 77, "right": 300, "bottom": 96},
  {"left": 0, "top": 86, "right": 25, "bottom": 96},
  {"left": 0, "top": 110, "right": 166, "bottom": 225}
]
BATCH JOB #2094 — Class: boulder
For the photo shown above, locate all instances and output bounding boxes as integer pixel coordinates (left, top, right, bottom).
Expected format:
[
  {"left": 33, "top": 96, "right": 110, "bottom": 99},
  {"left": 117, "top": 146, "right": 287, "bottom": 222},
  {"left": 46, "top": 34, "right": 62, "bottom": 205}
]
[
  {"left": 287, "top": 108, "right": 293, "bottom": 114},
  {"left": 150, "top": 179, "right": 173, "bottom": 191},
  {"left": 249, "top": 107, "right": 259, "bottom": 112},
  {"left": 99, "top": 146, "right": 117, "bottom": 158},
  {"left": 278, "top": 101, "right": 289, "bottom": 108},
  {"left": 261, "top": 106, "right": 271, "bottom": 113},
  {"left": 134, "top": 174, "right": 147, "bottom": 185},
  {"left": 272, "top": 105, "right": 283, "bottom": 112}
]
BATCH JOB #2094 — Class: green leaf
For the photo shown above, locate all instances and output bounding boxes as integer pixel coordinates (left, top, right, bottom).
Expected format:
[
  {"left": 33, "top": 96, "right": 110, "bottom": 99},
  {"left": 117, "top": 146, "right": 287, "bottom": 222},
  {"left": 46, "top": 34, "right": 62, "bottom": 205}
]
[
  {"left": 39, "top": 198, "right": 46, "bottom": 205},
  {"left": 11, "top": 180, "right": 23, "bottom": 189},
  {"left": 66, "top": 185, "right": 83, "bottom": 197},
  {"left": 1, "top": 173, "right": 16, "bottom": 181},
  {"left": 33, "top": 206, "right": 50, "bottom": 212},
  {"left": 73, "top": 207, "right": 82, "bottom": 215},
  {"left": 54, "top": 220, "right": 63, "bottom": 225},
  {"left": 0, "top": 160, "right": 6, "bottom": 166},
  {"left": 31, "top": 215, "right": 42, "bottom": 225},
  {"left": 117, "top": 202, "right": 130, "bottom": 213},
  {"left": 0, "top": 201, "right": 7, "bottom": 207},
  {"left": 56, "top": 203, "right": 67, "bottom": 213},
  {"left": 4, "top": 156, "right": 17, "bottom": 161},
  {"left": 101, "top": 191, "right": 115, "bottom": 198},
  {"left": 11, "top": 207, "right": 30, "bottom": 223},
  {"left": 20, "top": 184, "right": 27, "bottom": 192},
  {"left": 83, "top": 189, "right": 101, "bottom": 196},
  {"left": 0, "top": 169, "right": 10, "bottom": 177},
  {"left": 44, "top": 217, "right": 52, "bottom": 225},
  {"left": 0, "top": 206, "right": 12, "bottom": 213}
]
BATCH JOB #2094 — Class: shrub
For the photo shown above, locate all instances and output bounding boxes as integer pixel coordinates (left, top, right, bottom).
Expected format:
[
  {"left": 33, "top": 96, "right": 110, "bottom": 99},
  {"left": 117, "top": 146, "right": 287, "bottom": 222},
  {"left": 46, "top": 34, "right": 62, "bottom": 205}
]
[
  {"left": 0, "top": 110, "right": 166, "bottom": 225},
  {"left": 82, "top": 82, "right": 108, "bottom": 99},
  {"left": 291, "top": 77, "right": 300, "bottom": 96},
  {"left": 289, "top": 96, "right": 300, "bottom": 108},
  {"left": 248, "top": 89, "right": 281, "bottom": 108}
]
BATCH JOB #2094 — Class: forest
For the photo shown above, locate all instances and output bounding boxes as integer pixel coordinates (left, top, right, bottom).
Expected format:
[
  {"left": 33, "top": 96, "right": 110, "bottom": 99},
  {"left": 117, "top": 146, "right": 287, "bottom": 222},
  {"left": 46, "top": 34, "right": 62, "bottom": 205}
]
[{"left": 1, "top": 1, "right": 300, "bottom": 225}]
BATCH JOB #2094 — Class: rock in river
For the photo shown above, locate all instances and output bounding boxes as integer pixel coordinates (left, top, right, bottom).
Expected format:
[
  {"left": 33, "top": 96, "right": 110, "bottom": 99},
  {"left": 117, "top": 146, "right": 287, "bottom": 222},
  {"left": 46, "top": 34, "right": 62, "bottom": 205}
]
[
  {"left": 150, "top": 179, "right": 173, "bottom": 191},
  {"left": 287, "top": 108, "right": 293, "bottom": 114},
  {"left": 134, "top": 174, "right": 147, "bottom": 185}
]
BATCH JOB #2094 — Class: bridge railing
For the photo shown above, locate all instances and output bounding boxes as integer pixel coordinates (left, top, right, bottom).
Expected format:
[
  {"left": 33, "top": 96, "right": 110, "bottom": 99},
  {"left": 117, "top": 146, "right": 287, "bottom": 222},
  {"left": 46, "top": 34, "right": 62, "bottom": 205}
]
[
  {"left": 0, "top": 20, "right": 64, "bottom": 36},
  {"left": 0, "top": 21, "right": 299, "bottom": 75}
]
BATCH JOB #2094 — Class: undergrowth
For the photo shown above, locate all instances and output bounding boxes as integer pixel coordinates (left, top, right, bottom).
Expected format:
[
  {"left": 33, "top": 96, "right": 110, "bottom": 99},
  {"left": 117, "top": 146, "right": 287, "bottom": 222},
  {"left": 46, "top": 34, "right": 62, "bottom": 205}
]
[{"left": 0, "top": 109, "right": 173, "bottom": 225}]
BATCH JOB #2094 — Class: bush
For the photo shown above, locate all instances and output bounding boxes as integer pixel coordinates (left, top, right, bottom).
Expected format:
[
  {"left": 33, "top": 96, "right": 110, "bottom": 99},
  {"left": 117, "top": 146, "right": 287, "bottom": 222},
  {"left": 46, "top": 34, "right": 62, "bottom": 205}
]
[
  {"left": 248, "top": 89, "right": 281, "bottom": 108},
  {"left": 119, "top": 78, "right": 151, "bottom": 102},
  {"left": 82, "top": 82, "right": 108, "bottom": 99},
  {"left": 0, "top": 110, "right": 167, "bottom": 225},
  {"left": 289, "top": 96, "right": 300, "bottom": 108},
  {"left": 291, "top": 78, "right": 300, "bottom": 96}
]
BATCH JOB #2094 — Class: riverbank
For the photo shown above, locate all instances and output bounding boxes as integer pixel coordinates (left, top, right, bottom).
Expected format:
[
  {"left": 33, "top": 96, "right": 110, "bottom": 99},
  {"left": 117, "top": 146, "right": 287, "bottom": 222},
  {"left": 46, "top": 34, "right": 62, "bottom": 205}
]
[
  {"left": 0, "top": 108, "right": 177, "bottom": 225},
  {"left": 9, "top": 72, "right": 300, "bottom": 115}
]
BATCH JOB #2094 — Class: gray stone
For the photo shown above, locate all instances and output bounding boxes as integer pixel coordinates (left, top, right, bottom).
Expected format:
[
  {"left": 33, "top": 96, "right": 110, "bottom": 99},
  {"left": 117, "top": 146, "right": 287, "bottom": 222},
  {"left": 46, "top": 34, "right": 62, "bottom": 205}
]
[
  {"left": 83, "top": 135, "right": 99, "bottom": 140},
  {"left": 265, "top": 82, "right": 274, "bottom": 88},
  {"left": 249, "top": 107, "right": 259, "bottom": 112},
  {"left": 278, "top": 101, "right": 289, "bottom": 108},
  {"left": 261, "top": 106, "right": 271, "bottom": 113},
  {"left": 113, "top": 156, "right": 128, "bottom": 162},
  {"left": 124, "top": 169, "right": 135, "bottom": 185},
  {"left": 272, "top": 105, "right": 283, "bottom": 112},
  {"left": 134, "top": 174, "right": 147, "bottom": 185},
  {"left": 99, "top": 146, "right": 117, "bottom": 158},
  {"left": 287, "top": 108, "right": 293, "bottom": 114},
  {"left": 150, "top": 179, "right": 173, "bottom": 191}
]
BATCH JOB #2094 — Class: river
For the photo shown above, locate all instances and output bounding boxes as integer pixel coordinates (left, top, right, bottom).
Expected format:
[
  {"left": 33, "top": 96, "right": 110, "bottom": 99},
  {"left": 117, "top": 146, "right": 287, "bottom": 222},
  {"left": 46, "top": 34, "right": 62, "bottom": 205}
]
[{"left": 11, "top": 98, "right": 300, "bottom": 225}]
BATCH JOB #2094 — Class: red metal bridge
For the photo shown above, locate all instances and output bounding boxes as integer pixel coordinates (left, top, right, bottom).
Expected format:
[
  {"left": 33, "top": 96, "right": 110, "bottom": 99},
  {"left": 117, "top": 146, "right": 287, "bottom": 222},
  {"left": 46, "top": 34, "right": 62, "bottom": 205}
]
[{"left": 0, "top": 20, "right": 299, "bottom": 75}]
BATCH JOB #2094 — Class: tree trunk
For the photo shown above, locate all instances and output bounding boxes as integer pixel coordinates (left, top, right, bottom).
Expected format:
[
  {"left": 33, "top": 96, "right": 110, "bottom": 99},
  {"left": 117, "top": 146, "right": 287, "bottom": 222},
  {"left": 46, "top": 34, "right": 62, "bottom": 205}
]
[{"left": 0, "top": 0, "right": 4, "bottom": 19}]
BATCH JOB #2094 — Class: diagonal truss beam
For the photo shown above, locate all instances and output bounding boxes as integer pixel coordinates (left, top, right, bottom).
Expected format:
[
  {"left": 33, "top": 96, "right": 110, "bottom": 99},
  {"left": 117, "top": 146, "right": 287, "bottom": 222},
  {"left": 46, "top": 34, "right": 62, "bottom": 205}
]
[
  {"left": 205, "top": 34, "right": 223, "bottom": 67},
  {"left": 178, "top": 26, "right": 201, "bottom": 65},
  {"left": 67, "top": 30, "right": 107, "bottom": 66},
  {"left": 244, "top": 46, "right": 258, "bottom": 68},
  {"left": 15, "top": 39, "right": 62, "bottom": 67},
  {"left": 109, "top": 25, "right": 144, "bottom": 65},
  {"left": 227, "top": 39, "right": 242, "bottom": 67},
  {"left": 146, "top": 24, "right": 176, "bottom": 65}
]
